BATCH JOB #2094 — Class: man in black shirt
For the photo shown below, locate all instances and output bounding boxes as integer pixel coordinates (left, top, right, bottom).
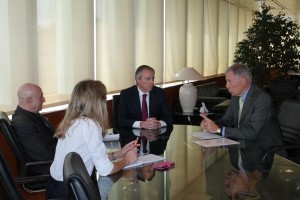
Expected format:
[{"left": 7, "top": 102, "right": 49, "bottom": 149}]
[{"left": 11, "top": 83, "right": 57, "bottom": 175}]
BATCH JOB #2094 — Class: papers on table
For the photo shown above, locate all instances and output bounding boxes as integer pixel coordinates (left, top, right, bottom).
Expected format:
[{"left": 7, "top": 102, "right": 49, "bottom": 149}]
[
  {"left": 188, "top": 131, "right": 239, "bottom": 147},
  {"left": 188, "top": 131, "right": 222, "bottom": 140},
  {"left": 193, "top": 138, "right": 239, "bottom": 148},
  {"left": 103, "top": 133, "right": 120, "bottom": 141},
  {"left": 123, "top": 154, "right": 165, "bottom": 169}
]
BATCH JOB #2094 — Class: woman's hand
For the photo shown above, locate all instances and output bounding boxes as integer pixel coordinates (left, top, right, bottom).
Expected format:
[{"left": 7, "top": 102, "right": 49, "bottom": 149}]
[
  {"left": 116, "top": 140, "right": 137, "bottom": 158},
  {"left": 124, "top": 147, "right": 138, "bottom": 165}
]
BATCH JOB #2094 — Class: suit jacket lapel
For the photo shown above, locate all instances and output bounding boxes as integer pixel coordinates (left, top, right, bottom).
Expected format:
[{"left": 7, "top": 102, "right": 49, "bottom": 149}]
[
  {"left": 149, "top": 89, "right": 155, "bottom": 117},
  {"left": 240, "top": 85, "right": 255, "bottom": 123},
  {"left": 233, "top": 96, "right": 240, "bottom": 126},
  {"left": 133, "top": 86, "right": 141, "bottom": 114}
]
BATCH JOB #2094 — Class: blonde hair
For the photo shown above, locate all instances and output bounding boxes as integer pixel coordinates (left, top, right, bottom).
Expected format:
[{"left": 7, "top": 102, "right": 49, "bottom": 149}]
[{"left": 54, "top": 79, "right": 109, "bottom": 139}]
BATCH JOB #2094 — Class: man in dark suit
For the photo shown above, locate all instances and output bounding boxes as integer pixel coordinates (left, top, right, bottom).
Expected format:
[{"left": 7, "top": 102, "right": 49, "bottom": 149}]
[
  {"left": 11, "top": 83, "right": 56, "bottom": 175},
  {"left": 118, "top": 65, "right": 173, "bottom": 129},
  {"left": 200, "top": 63, "right": 285, "bottom": 172}
]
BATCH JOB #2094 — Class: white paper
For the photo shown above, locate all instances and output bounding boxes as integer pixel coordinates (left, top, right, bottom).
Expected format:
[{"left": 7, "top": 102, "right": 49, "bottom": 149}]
[
  {"left": 193, "top": 138, "right": 239, "bottom": 148},
  {"left": 103, "top": 133, "right": 120, "bottom": 141},
  {"left": 188, "top": 131, "right": 222, "bottom": 140},
  {"left": 123, "top": 154, "right": 165, "bottom": 169}
]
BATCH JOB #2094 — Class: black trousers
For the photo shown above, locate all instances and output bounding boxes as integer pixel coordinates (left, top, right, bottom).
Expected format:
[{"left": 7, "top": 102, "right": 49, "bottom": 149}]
[{"left": 46, "top": 175, "right": 66, "bottom": 199}]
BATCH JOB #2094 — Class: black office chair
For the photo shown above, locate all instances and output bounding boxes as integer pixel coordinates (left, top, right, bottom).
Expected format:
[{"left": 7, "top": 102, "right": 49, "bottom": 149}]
[
  {"left": 263, "top": 100, "right": 300, "bottom": 165},
  {"left": 0, "top": 111, "right": 52, "bottom": 193},
  {"left": 0, "top": 150, "right": 53, "bottom": 200},
  {"left": 112, "top": 94, "right": 120, "bottom": 128},
  {"left": 63, "top": 152, "right": 101, "bottom": 200}
]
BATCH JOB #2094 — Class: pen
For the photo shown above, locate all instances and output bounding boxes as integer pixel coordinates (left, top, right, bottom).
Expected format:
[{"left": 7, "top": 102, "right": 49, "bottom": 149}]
[{"left": 134, "top": 137, "right": 139, "bottom": 146}]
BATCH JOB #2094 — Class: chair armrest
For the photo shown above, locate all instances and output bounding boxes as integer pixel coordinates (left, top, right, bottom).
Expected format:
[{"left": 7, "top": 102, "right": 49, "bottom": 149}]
[
  {"left": 263, "top": 144, "right": 300, "bottom": 162},
  {"left": 23, "top": 160, "right": 53, "bottom": 178},
  {"left": 16, "top": 175, "right": 68, "bottom": 200},
  {"left": 15, "top": 174, "right": 49, "bottom": 184},
  {"left": 25, "top": 160, "right": 53, "bottom": 167}
]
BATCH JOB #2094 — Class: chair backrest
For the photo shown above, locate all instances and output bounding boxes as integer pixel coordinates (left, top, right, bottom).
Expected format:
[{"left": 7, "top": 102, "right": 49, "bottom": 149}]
[
  {"left": 63, "top": 152, "right": 101, "bottom": 200},
  {"left": 268, "top": 80, "right": 298, "bottom": 95},
  {"left": 0, "top": 150, "right": 23, "bottom": 200},
  {"left": 196, "top": 81, "right": 220, "bottom": 97},
  {"left": 267, "top": 80, "right": 299, "bottom": 109},
  {"left": 0, "top": 111, "right": 11, "bottom": 125},
  {"left": 277, "top": 100, "right": 300, "bottom": 144},
  {"left": 0, "top": 111, "right": 27, "bottom": 177},
  {"left": 112, "top": 95, "right": 120, "bottom": 128}
]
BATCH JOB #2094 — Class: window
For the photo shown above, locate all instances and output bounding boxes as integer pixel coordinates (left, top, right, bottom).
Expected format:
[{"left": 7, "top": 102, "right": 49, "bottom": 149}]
[{"left": 0, "top": 0, "right": 253, "bottom": 113}]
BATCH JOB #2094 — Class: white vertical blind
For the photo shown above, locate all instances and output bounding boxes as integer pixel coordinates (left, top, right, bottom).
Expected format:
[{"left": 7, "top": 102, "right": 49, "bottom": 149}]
[
  {"left": 165, "top": 0, "right": 187, "bottom": 82},
  {"left": 96, "top": 0, "right": 136, "bottom": 91},
  {"left": 0, "top": 0, "right": 255, "bottom": 113},
  {"left": 218, "top": 0, "right": 230, "bottom": 71},
  {"left": 203, "top": 0, "right": 218, "bottom": 76},
  {"left": 228, "top": 4, "right": 239, "bottom": 66},
  {"left": 186, "top": 0, "right": 204, "bottom": 75}
]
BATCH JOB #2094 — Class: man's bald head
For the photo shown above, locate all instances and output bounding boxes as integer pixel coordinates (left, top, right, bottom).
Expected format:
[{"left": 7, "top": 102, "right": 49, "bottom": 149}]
[{"left": 17, "top": 83, "right": 45, "bottom": 113}]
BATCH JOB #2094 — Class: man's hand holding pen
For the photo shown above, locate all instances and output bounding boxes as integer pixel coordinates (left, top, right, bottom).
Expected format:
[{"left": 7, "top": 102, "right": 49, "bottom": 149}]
[{"left": 116, "top": 140, "right": 139, "bottom": 158}]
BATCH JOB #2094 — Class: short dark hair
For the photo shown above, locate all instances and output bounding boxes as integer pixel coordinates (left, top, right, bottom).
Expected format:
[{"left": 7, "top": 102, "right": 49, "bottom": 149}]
[{"left": 135, "top": 65, "right": 155, "bottom": 80}]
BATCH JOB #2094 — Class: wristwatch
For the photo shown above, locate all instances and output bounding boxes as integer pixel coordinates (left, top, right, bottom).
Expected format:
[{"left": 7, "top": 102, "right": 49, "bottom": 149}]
[
  {"left": 216, "top": 127, "right": 221, "bottom": 134},
  {"left": 111, "top": 152, "right": 116, "bottom": 161}
]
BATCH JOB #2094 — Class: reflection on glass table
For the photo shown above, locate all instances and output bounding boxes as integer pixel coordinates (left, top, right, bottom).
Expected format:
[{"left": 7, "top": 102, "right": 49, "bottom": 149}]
[
  {"left": 255, "top": 155, "right": 300, "bottom": 200},
  {"left": 100, "top": 125, "right": 300, "bottom": 200},
  {"left": 98, "top": 164, "right": 157, "bottom": 200}
]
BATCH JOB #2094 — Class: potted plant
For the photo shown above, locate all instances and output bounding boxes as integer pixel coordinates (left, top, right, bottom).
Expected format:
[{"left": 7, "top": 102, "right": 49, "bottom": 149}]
[{"left": 233, "top": 4, "right": 300, "bottom": 85}]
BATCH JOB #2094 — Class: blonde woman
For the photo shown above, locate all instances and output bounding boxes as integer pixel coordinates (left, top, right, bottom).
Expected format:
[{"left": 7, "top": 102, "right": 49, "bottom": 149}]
[{"left": 46, "top": 80, "right": 138, "bottom": 198}]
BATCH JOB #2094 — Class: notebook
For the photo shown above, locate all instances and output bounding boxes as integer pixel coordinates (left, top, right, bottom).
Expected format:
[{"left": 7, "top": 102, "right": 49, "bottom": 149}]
[
  {"left": 193, "top": 138, "right": 239, "bottom": 147},
  {"left": 123, "top": 154, "right": 165, "bottom": 169}
]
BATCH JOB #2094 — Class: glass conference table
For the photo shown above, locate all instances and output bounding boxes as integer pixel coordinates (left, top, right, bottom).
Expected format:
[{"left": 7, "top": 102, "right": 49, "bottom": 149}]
[{"left": 100, "top": 125, "right": 300, "bottom": 200}]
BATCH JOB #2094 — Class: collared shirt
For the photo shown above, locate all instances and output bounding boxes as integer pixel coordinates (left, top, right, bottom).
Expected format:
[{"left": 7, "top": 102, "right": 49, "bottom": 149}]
[
  {"left": 137, "top": 88, "right": 150, "bottom": 112},
  {"left": 222, "top": 84, "right": 252, "bottom": 137},
  {"left": 132, "top": 87, "right": 166, "bottom": 128},
  {"left": 50, "top": 118, "right": 114, "bottom": 180},
  {"left": 240, "top": 84, "right": 251, "bottom": 105}
]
